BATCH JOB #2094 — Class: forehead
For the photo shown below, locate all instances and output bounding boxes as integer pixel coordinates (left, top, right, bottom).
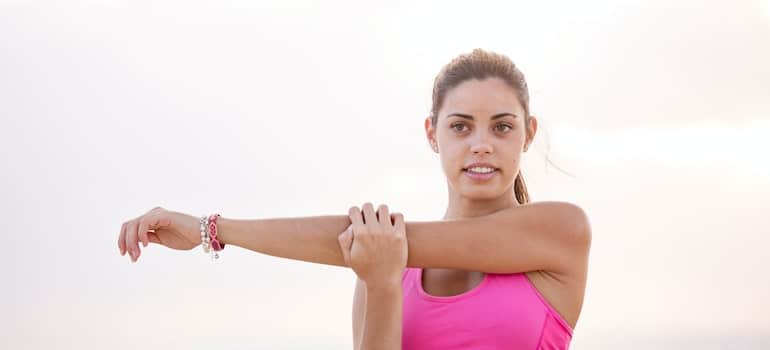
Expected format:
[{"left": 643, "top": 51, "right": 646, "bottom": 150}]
[{"left": 440, "top": 77, "right": 524, "bottom": 118}]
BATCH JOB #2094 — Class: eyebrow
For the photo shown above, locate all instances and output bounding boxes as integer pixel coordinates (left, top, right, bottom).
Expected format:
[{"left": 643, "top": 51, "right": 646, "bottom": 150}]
[{"left": 445, "top": 112, "right": 520, "bottom": 120}]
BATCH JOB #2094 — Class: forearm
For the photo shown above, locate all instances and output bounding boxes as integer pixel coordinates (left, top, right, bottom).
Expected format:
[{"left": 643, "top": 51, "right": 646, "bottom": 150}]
[
  {"left": 214, "top": 212, "right": 444, "bottom": 269},
  {"left": 213, "top": 211, "right": 496, "bottom": 270},
  {"left": 217, "top": 214, "right": 351, "bottom": 267},
  {"left": 361, "top": 283, "right": 402, "bottom": 350}
]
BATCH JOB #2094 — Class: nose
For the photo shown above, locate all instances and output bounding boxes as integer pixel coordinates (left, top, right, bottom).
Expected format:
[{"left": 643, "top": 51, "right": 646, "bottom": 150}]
[{"left": 469, "top": 133, "right": 493, "bottom": 155}]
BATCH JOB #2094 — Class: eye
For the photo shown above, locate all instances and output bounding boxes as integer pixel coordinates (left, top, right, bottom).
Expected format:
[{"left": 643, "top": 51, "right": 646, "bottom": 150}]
[
  {"left": 450, "top": 123, "right": 468, "bottom": 132},
  {"left": 495, "top": 124, "right": 513, "bottom": 132}
]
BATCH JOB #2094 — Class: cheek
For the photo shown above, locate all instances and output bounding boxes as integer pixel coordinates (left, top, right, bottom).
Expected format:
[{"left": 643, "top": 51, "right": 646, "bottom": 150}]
[
  {"left": 439, "top": 155, "right": 457, "bottom": 173},
  {"left": 500, "top": 151, "right": 523, "bottom": 172},
  {"left": 438, "top": 152, "right": 464, "bottom": 175},
  {"left": 510, "top": 131, "right": 527, "bottom": 146}
]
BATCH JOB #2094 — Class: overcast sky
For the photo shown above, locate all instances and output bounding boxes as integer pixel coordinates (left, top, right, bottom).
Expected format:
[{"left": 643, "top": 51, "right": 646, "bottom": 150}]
[{"left": 2, "top": 0, "right": 769, "bottom": 349}]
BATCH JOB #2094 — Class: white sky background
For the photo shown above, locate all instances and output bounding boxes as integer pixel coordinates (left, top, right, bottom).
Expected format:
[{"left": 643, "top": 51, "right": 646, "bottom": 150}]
[{"left": 1, "top": 0, "right": 769, "bottom": 349}]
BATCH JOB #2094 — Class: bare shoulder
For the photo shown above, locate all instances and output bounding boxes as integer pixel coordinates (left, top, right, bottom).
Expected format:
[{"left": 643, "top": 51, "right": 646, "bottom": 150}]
[
  {"left": 524, "top": 201, "right": 592, "bottom": 242},
  {"left": 521, "top": 201, "right": 592, "bottom": 331},
  {"left": 526, "top": 200, "right": 592, "bottom": 278}
]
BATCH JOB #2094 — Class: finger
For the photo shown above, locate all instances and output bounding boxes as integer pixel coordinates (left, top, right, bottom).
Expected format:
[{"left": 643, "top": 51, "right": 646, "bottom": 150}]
[
  {"left": 126, "top": 221, "right": 139, "bottom": 262},
  {"left": 348, "top": 206, "right": 365, "bottom": 229},
  {"left": 377, "top": 204, "right": 391, "bottom": 227},
  {"left": 136, "top": 215, "right": 155, "bottom": 248},
  {"left": 337, "top": 226, "right": 354, "bottom": 267},
  {"left": 392, "top": 212, "right": 405, "bottom": 236},
  {"left": 361, "top": 202, "right": 378, "bottom": 229},
  {"left": 118, "top": 222, "right": 127, "bottom": 256},
  {"left": 147, "top": 231, "right": 161, "bottom": 245}
]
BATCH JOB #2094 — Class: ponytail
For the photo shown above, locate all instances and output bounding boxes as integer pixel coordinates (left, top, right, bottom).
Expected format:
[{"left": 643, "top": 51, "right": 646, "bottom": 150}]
[{"left": 514, "top": 171, "right": 529, "bottom": 205}]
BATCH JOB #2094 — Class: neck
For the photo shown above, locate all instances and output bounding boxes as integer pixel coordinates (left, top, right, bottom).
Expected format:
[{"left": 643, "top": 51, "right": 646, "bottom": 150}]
[{"left": 443, "top": 184, "right": 519, "bottom": 220}]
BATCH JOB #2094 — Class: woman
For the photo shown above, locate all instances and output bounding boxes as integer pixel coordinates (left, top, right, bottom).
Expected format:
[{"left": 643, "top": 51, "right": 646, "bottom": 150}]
[{"left": 117, "top": 48, "right": 591, "bottom": 349}]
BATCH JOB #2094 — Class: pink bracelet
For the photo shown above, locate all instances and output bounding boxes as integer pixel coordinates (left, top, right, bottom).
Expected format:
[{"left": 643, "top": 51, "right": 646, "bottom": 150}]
[{"left": 208, "top": 213, "right": 225, "bottom": 254}]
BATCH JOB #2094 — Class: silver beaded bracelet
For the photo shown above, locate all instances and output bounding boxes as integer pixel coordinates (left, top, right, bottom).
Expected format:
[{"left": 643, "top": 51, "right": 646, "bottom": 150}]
[{"left": 199, "top": 214, "right": 211, "bottom": 253}]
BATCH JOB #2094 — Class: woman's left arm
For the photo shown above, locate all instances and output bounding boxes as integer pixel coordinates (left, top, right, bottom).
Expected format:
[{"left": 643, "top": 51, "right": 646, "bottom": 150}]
[
  {"left": 336, "top": 204, "right": 407, "bottom": 350},
  {"left": 359, "top": 283, "right": 402, "bottom": 350}
]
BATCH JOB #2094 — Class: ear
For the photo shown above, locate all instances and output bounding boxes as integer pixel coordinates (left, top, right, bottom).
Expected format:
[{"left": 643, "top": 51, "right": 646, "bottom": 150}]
[
  {"left": 524, "top": 115, "right": 538, "bottom": 152},
  {"left": 424, "top": 116, "right": 438, "bottom": 153}
]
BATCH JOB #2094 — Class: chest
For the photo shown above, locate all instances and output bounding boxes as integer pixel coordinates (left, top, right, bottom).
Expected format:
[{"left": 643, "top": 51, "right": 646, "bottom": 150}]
[
  {"left": 420, "top": 268, "right": 485, "bottom": 297},
  {"left": 403, "top": 269, "right": 551, "bottom": 349}
]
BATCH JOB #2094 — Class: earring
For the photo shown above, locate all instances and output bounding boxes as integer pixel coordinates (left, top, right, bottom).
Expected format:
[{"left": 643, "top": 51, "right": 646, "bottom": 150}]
[{"left": 432, "top": 143, "right": 438, "bottom": 152}]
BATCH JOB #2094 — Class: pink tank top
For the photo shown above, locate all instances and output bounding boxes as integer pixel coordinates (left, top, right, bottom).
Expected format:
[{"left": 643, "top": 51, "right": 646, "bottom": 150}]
[{"left": 401, "top": 267, "right": 573, "bottom": 349}]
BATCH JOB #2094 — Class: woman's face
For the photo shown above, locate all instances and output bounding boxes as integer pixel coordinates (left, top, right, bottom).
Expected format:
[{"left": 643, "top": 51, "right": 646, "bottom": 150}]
[{"left": 425, "top": 77, "right": 537, "bottom": 200}]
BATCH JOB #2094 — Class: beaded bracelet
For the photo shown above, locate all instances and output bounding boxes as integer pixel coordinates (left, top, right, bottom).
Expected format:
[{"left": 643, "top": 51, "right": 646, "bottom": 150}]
[{"left": 199, "top": 215, "right": 211, "bottom": 254}]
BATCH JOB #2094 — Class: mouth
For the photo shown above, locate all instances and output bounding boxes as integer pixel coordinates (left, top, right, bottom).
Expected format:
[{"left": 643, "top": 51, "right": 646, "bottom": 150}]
[
  {"left": 462, "top": 165, "right": 499, "bottom": 173},
  {"left": 462, "top": 167, "right": 499, "bottom": 181},
  {"left": 462, "top": 167, "right": 499, "bottom": 172}
]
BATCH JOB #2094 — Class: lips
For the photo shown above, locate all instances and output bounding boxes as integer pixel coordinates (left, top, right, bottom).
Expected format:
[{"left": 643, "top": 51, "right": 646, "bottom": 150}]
[
  {"left": 462, "top": 167, "right": 499, "bottom": 172},
  {"left": 462, "top": 162, "right": 499, "bottom": 171},
  {"left": 463, "top": 168, "right": 498, "bottom": 181},
  {"left": 463, "top": 168, "right": 498, "bottom": 172},
  {"left": 463, "top": 162, "right": 500, "bottom": 170}
]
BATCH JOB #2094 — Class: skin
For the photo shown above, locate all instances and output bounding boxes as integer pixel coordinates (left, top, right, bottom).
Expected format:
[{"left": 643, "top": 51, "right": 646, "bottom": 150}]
[
  {"left": 429, "top": 77, "right": 536, "bottom": 217},
  {"left": 338, "top": 204, "right": 407, "bottom": 350},
  {"left": 117, "top": 77, "right": 590, "bottom": 348},
  {"left": 424, "top": 77, "right": 587, "bottom": 329},
  {"left": 340, "top": 77, "right": 588, "bottom": 348}
]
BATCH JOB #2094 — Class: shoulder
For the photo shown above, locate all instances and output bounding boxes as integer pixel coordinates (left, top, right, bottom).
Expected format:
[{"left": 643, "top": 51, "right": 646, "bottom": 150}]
[
  {"left": 523, "top": 201, "right": 592, "bottom": 245},
  {"left": 514, "top": 201, "right": 592, "bottom": 276}
]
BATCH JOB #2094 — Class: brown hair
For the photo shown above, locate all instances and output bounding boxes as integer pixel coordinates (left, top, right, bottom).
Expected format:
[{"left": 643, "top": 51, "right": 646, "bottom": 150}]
[{"left": 429, "top": 48, "right": 532, "bottom": 205}]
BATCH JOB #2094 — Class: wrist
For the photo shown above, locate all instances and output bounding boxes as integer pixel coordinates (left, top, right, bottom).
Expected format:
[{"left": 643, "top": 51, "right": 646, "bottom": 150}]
[
  {"left": 217, "top": 217, "right": 233, "bottom": 246},
  {"left": 364, "top": 279, "right": 402, "bottom": 293}
]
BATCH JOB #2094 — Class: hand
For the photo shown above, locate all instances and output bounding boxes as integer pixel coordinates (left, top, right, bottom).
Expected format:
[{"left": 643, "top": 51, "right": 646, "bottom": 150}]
[
  {"left": 337, "top": 202, "right": 408, "bottom": 289},
  {"left": 118, "top": 206, "right": 201, "bottom": 262}
]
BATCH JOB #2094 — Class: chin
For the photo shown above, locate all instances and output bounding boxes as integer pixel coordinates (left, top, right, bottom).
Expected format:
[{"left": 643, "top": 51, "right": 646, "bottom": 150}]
[
  {"left": 453, "top": 177, "right": 516, "bottom": 200},
  {"left": 457, "top": 185, "right": 506, "bottom": 200}
]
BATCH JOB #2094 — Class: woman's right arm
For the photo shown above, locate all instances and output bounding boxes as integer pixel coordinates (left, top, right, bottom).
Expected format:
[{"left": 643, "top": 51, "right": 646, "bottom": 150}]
[
  {"left": 122, "top": 201, "right": 589, "bottom": 277},
  {"left": 118, "top": 207, "right": 352, "bottom": 265},
  {"left": 216, "top": 214, "right": 351, "bottom": 267}
]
